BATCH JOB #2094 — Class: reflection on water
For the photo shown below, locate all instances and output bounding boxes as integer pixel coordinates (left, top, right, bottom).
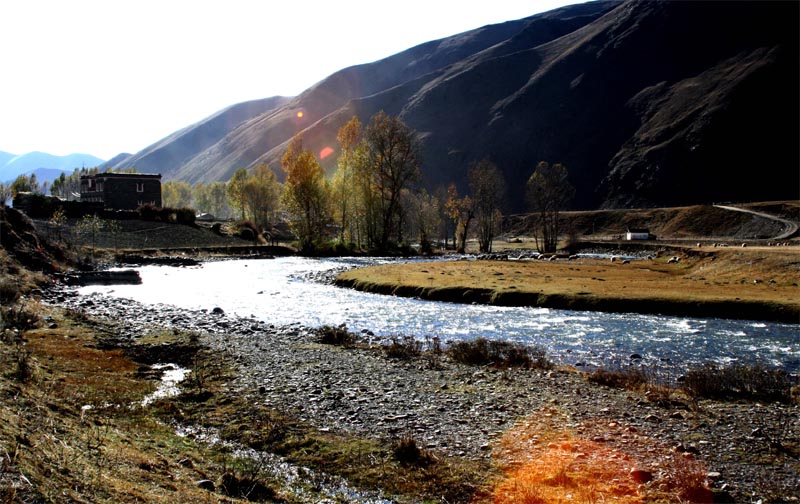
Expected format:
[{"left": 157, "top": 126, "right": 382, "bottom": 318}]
[{"left": 80, "top": 257, "right": 799, "bottom": 373}]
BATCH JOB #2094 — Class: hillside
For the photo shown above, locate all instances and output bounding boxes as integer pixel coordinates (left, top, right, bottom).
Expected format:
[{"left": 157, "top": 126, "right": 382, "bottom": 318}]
[
  {"left": 102, "top": 96, "right": 292, "bottom": 180},
  {"left": 102, "top": 0, "right": 798, "bottom": 211},
  {"left": 505, "top": 201, "right": 800, "bottom": 243}
]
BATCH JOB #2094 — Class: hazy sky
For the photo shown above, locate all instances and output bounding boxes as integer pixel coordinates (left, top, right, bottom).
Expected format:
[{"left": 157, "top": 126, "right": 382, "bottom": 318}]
[{"left": 2, "top": 0, "right": 580, "bottom": 160}]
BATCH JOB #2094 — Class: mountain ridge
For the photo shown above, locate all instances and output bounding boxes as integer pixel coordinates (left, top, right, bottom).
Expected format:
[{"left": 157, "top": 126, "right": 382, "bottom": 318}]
[
  {"left": 105, "top": 0, "right": 799, "bottom": 211},
  {"left": 1, "top": 151, "right": 106, "bottom": 183}
]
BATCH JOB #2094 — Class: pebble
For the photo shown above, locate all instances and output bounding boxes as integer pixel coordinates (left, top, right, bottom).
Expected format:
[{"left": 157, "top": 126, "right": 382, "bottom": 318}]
[{"left": 41, "top": 286, "right": 800, "bottom": 503}]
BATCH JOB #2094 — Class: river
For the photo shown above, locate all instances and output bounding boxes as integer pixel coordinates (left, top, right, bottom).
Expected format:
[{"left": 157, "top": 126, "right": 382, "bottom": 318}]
[{"left": 79, "top": 256, "right": 799, "bottom": 375}]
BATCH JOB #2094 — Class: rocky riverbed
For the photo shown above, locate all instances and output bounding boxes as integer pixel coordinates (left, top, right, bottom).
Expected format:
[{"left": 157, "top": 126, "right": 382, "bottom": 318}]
[{"left": 45, "top": 287, "right": 799, "bottom": 502}]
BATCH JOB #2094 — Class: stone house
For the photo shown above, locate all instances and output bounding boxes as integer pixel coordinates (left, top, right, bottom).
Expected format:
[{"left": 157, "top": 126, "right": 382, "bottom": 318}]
[{"left": 80, "top": 173, "right": 162, "bottom": 210}]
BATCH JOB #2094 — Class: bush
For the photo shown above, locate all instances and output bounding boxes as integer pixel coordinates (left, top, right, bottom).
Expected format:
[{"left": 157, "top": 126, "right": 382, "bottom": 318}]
[
  {"left": 175, "top": 207, "right": 196, "bottom": 225},
  {"left": 0, "top": 279, "right": 22, "bottom": 306},
  {"left": 234, "top": 220, "right": 260, "bottom": 242},
  {"left": 384, "top": 335, "right": 423, "bottom": 360},
  {"left": 316, "top": 324, "right": 356, "bottom": 347},
  {"left": 136, "top": 203, "right": 159, "bottom": 221},
  {"left": 392, "top": 436, "right": 435, "bottom": 467},
  {"left": 588, "top": 367, "right": 649, "bottom": 390},
  {"left": 684, "top": 362, "right": 795, "bottom": 403},
  {"left": 447, "top": 337, "right": 552, "bottom": 369}
]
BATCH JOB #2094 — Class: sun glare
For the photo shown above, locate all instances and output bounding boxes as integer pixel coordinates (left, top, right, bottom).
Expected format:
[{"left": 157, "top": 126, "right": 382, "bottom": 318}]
[{"left": 296, "top": 110, "right": 304, "bottom": 119}]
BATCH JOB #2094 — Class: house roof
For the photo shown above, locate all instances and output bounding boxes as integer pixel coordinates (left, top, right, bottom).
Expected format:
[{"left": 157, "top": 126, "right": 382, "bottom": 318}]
[{"left": 80, "top": 173, "right": 161, "bottom": 180}]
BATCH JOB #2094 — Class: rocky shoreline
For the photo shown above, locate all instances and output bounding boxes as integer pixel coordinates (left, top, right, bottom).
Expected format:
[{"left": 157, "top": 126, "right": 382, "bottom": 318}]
[{"left": 44, "top": 287, "right": 799, "bottom": 502}]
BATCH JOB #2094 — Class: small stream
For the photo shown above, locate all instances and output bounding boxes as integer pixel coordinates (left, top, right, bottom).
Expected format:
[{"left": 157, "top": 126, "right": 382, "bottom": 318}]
[{"left": 79, "top": 257, "right": 799, "bottom": 374}]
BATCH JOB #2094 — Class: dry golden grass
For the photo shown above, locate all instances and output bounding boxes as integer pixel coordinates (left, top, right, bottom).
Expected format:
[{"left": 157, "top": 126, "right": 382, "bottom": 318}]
[
  {"left": 0, "top": 308, "right": 245, "bottom": 504},
  {"left": 337, "top": 248, "right": 800, "bottom": 320}
]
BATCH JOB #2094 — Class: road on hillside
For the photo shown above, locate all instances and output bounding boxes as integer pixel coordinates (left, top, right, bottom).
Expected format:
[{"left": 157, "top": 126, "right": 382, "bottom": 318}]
[{"left": 713, "top": 204, "right": 798, "bottom": 240}]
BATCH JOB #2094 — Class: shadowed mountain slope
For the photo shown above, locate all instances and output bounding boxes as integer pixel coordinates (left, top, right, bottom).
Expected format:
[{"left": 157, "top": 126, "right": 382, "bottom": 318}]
[{"left": 110, "top": 0, "right": 798, "bottom": 210}]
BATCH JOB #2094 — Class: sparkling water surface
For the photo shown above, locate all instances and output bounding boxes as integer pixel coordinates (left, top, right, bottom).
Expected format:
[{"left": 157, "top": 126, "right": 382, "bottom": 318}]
[{"left": 79, "top": 257, "right": 799, "bottom": 374}]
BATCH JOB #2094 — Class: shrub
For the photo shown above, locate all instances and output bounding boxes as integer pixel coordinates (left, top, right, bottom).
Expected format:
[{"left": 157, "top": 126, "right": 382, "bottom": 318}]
[
  {"left": 0, "top": 279, "right": 22, "bottom": 306},
  {"left": 234, "top": 220, "right": 260, "bottom": 242},
  {"left": 447, "top": 337, "right": 552, "bottom": 369},
  {"left": 136, "top": 203, "right": 159, "bottom": 221},
  {"left": 392, "top": 436, "right": 435, "bottom": 467},
  {"left": 384, "top": 335, "right": 423, "bottom": 360},
  {"left": 316, "top": 324, "right": 356, "bottom": 347},
  {"left": 684, "top": 362, "right": 794, "bottom": 403},
  {"left": 588, "top": 367, "right": 648, "bottom": 390},
  {"left": 175, "top": 207, "right": 196, "bottom": 225},
  {"left": 0, "top": 303, "right": 40, "bottom": 332}
]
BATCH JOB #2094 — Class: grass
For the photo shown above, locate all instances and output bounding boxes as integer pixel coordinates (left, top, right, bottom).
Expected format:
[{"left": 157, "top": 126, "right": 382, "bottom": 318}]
[
  {"left": 0, "top": 302, "right": 491, "bottom": 503},
  {"left": 335, "top": 247, "right": 800, "bottom": 321}
]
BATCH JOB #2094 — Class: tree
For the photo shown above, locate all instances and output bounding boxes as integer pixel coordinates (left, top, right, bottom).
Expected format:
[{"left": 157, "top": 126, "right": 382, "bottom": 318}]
[
  {"left": 469, "top": 159, "right": 506, "bottom": 253},
  {"left": 9, "top": 174, "right": 40, "bottom": 195},
  {"left": 49, "top": 208, "right": 67, "bottom": 242},
  {"left": 331, "top": 116, "right": 362, "bottom": 244},
  {"left": 445, "top": 184, "right": 474, "bottom": 254},
  {"left": 194, "top": 181, "right": 230, "bottom": 218},
  {"left": 281, "top": 136, "right": 330, "bottom": 250},
  {"left": 408, "top": 189, "right": 442, "bottom": 254},
  {"left": 227, "top": 168, "right": 249, "bottom": 220},
  {"left": 76, "top": 214, "right": 104, "bottom": 261},
  {"left": 242, "top": 163, "right": 282, "bottom": 230},
  {"left": 526, "top": 161, "right": 575, "bottom": 253},
  {"left": 0, "top": 183, "right": 10, "bottom": 206},
  {"left": 363, "top": 111, "right": 421, "bottom": 249},
  {"left": 161, "top": 180, "right": 193, "bottom": 208}
]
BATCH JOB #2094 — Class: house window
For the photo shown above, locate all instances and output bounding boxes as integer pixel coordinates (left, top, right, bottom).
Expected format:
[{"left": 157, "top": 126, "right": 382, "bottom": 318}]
[{"left": 136, "top": 182, "right": 144, "bottom": 192}]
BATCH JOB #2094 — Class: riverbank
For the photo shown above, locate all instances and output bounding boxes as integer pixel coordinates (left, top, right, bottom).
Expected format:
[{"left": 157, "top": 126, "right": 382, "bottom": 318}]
[
  {"left": 28, "top": 290, "right": 800, "bottom": 502},
  {"left": 335, "top": 248, "right": 800, "bottom": 323}
]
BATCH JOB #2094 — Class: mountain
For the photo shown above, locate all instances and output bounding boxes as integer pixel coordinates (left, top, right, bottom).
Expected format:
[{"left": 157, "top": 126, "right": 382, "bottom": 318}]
[
  {"left": 111, "top": 0, "right": 799, "bottom": 210},
  {"left": 103, "top": 96, "right": 292, "bottom": 176},
  {"left": 0, "top": 152, "right": 14, "bottom": 169},
  {"left": 1, "top": 152, "right": 106, "bottom": 183}
]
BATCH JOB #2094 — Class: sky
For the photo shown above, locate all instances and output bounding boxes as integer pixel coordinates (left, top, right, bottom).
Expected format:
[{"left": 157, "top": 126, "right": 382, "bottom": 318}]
[{"left": 1, "top": 0, "right": 580, "bottom": 161}]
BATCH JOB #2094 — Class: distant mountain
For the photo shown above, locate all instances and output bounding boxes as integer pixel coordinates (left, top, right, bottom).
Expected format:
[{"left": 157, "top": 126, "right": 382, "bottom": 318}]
[
  {"left": 0, "top": 152, "right": 14, "bottom": 169},
  {"left": 1, "top": 152, "right": 105, "bottom": 183},
  {"left": 20, "top": 168, "right": 73, "bottom": 190},
  {"left": 111, "top": 0, "right": 799, "bottom": 210}
]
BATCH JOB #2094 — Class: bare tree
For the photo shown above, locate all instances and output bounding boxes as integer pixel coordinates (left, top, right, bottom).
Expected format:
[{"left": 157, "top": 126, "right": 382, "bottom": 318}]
[
  {"left": 469, "top": 159, "right": 506, "bottom": 253},
  {"left": 363, "top": 111, "right": 421, "bottom": 249},
  {"left": 526, "top": 161, "right": 575, "bottom": 253},
  {"left": 445, "top": 184, "right": 474, "bottom": 254}
]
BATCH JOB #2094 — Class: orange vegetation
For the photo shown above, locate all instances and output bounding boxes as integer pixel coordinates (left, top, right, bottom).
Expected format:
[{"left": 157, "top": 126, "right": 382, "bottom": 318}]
[{"left": 490, "top": 409, "right": 644, "bottom": 503}]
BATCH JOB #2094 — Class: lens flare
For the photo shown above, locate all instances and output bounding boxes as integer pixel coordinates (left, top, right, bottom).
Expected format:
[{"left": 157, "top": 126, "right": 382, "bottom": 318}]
[
  {"left": 295, "top": 110, "right": 304, "bottom": 119},
  {"left": 319, "top": 146, "right": 334, "bottom": 159}
]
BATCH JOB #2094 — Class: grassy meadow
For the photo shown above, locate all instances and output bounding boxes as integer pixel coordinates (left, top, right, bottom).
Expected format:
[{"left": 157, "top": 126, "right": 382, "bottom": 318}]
[{"left": 336, "top": 247, "right": 800, "bottom": 322}]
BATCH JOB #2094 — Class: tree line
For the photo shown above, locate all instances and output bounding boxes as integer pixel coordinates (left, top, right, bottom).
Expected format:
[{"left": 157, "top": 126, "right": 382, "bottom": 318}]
[{"left": 1, "top": 111, "right": 574, "bottom": 254}]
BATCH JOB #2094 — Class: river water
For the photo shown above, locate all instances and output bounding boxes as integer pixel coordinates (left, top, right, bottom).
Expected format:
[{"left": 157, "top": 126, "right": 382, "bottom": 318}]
[{"left": 79, "top": 257, "right": 799, "bottom": 374}]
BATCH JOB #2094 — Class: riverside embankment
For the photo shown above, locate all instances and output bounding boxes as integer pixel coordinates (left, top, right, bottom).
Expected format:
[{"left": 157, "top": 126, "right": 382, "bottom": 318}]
[{"left": 334, "top": 248, "right": 800, "bottom": 323}]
